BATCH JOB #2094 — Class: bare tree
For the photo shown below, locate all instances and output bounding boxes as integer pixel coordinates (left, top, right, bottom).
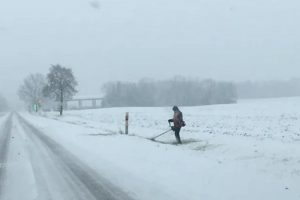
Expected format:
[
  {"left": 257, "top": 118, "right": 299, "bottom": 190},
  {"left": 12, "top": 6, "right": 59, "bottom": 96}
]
[
  {"left": 44, "top": 64, "right": 78, "bottom": 116},
  {"left": 18, "top": 73, "right": 47, "bottom": 112}
]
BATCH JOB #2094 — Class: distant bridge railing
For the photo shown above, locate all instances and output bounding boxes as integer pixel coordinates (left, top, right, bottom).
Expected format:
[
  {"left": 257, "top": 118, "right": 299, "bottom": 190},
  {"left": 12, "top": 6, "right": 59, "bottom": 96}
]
[{"left": 65, "top": 98, "right": 103, "bottom": 110}]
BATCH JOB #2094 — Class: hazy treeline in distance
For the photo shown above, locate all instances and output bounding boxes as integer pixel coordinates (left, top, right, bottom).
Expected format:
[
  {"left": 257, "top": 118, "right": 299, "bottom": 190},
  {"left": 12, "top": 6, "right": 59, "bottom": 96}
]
[
  {"left": 0, "top": 94, "right": 8, "bottom": 111},
  {"left": 102, "top": 77, "right": 237, "bottom": 107},
  {"left": 237, "top": 78, "right": 300, "bottom": 99}
]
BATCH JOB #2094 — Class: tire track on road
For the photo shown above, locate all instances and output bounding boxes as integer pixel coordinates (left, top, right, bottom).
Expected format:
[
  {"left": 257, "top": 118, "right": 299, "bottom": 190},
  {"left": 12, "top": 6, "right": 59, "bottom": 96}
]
[
  {"left": 17, "top": 114, "right": 135, "bottom": 200},
  {"left": 0, "top": 113, "right": 12, "bottom": 196}
]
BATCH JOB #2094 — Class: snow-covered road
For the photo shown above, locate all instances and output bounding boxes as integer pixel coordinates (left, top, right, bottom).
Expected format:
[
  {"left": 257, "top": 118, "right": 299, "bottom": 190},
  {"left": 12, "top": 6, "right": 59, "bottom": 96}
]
[{"left": 0, "top": 113, "right": 135, "bottom": 200}]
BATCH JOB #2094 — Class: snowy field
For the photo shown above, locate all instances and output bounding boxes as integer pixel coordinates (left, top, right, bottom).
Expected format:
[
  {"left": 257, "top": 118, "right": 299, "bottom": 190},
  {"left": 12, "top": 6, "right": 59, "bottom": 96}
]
[{"left": 19, "top": 97, "right": 300, "bottom": 200}]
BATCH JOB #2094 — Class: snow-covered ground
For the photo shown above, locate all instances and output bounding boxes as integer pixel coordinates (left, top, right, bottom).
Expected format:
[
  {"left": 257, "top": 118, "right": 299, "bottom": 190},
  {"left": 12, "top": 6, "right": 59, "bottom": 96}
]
[{"left": 15, "top": 97, "right": 300, "bottom": 199}]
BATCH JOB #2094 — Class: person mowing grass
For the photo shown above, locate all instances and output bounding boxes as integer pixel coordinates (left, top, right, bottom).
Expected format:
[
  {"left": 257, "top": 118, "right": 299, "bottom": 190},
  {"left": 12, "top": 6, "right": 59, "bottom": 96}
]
[{"left": 168, "top": 106, "right": 185, "bottom": 144}]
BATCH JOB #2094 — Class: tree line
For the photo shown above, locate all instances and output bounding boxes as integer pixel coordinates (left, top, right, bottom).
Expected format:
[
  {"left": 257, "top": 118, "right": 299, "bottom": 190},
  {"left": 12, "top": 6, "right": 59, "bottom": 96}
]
[
  {"left": 0, "top": 94, "right": 8, "bottom": 111},
  {"left": 102, "top": 77, "right": 237, "bottom": 107},
  {"left": 236, "top": 78, "right": 300, "bottom": 99},
  {"left": 18, "top": 66, "right": 300, "bottom": 113}
]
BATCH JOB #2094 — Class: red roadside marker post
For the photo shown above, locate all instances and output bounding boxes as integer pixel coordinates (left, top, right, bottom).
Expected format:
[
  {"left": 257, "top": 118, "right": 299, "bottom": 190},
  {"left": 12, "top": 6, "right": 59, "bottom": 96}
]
[{"left": 125, "top": 112, "right": 129, "bottom": 135}]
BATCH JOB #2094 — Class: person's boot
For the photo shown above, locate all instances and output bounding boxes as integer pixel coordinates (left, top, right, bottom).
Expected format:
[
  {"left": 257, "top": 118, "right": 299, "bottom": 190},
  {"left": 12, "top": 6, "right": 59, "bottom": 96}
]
[{"left": 176, "top": 138, "right": 182, "bottom": 144}]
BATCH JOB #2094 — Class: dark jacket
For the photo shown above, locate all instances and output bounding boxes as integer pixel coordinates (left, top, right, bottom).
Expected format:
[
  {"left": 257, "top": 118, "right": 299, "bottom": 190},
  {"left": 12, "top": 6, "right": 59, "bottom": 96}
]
[{"left": 172, "top": 110, "right": 183, "bottom": 128}]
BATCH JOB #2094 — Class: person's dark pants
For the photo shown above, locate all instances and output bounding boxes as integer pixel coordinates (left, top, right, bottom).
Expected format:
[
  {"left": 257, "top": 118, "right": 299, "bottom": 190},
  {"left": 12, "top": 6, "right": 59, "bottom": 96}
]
[{"left": 173, "top": 127, "right": 182, "bottom": 144}]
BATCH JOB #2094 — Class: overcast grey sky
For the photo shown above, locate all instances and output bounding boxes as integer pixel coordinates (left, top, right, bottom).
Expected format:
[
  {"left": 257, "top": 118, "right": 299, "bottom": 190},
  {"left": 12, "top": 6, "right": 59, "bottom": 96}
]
[{"left": 1, "top": 0, "right": 300, "bottom": 105}]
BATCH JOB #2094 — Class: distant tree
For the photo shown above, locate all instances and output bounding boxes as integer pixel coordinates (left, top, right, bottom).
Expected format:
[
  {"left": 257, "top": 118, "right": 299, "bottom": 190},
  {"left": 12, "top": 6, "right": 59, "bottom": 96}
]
[
  {"left": 0, "top": 94, "right": 8, "bottom": 111},
  {"left": 18, "top": 73, "right": 47, "bottom": 112},
  {"left": 43, "top": 64, "right": 78, "bottom": 115}
]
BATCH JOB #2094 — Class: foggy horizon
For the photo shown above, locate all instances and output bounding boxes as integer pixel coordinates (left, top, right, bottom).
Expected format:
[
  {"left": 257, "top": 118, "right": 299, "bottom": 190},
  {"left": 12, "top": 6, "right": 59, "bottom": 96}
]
[
  {"left": 0, "top": 2, "right": 300, "bottom": 199},
  {"left": 1, "top": 0, "right": 300, "bottom": 107}
]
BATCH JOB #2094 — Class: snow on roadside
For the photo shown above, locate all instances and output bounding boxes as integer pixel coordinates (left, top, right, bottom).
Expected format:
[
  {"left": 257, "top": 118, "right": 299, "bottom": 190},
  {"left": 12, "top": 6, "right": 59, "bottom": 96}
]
[
  {"left": 21, "top": 97, "right": 300, "bottom": 200},
  {"left": 43, "top": 97, "right": 300, "bottom": 142}
]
